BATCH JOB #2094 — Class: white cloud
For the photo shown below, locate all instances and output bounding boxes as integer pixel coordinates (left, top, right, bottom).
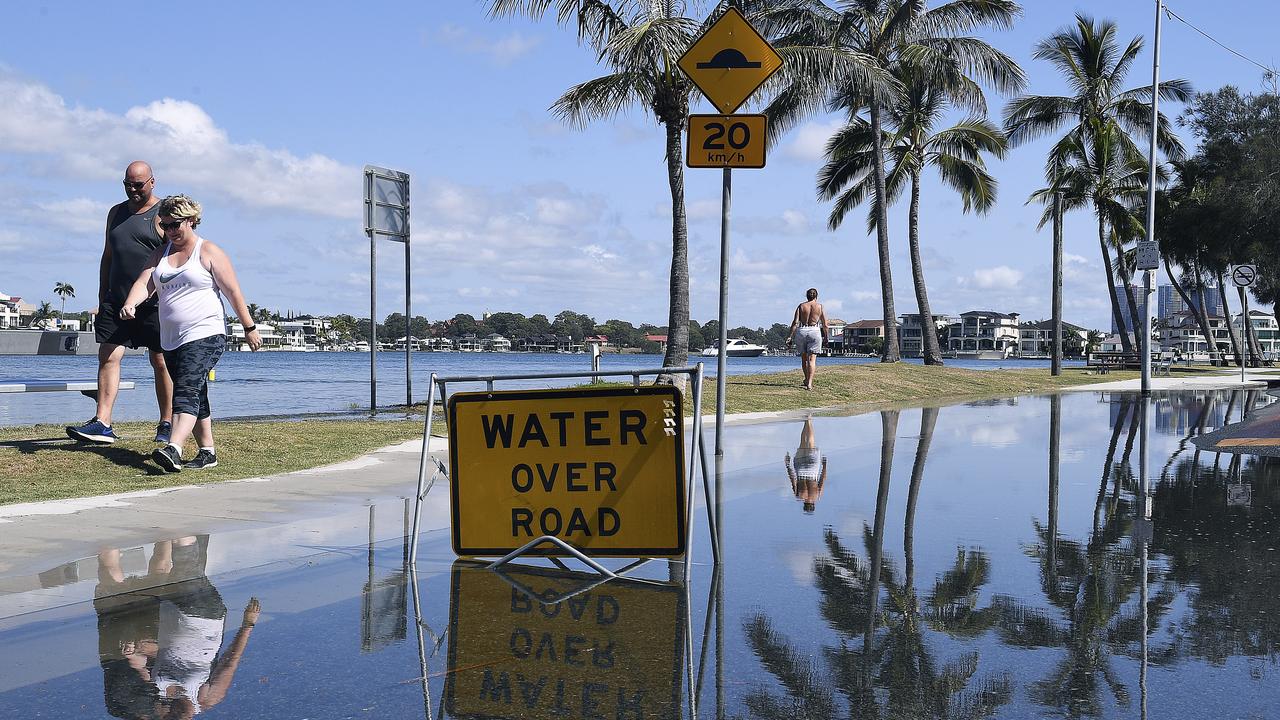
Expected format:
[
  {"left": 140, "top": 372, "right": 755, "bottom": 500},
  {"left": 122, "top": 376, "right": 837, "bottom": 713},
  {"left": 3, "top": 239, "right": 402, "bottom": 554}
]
[
  {"left": 31, "top": 198, "right": 109, "bottom": 235},
  {"left": 969, "top": 265, "right": 1024, "bottom": 290},
  {"left": 0, "top": 69, "right": 356, "bottom": 219},
  {"left": 784, "top": 119, "right": 841, "bottom": 162},
  {"left": 429, "top": 24, "right": 540, "bottom": 66},
  {"left": 851, "top": 290, "right": 880, "bottom": 302}
]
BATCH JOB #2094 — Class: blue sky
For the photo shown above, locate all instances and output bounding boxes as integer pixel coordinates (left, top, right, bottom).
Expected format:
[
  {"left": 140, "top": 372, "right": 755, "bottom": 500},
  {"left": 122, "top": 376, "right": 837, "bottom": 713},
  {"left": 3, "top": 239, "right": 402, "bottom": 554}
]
[{"left": 1, "top": 1, "right": 1275, "bottom": 331}]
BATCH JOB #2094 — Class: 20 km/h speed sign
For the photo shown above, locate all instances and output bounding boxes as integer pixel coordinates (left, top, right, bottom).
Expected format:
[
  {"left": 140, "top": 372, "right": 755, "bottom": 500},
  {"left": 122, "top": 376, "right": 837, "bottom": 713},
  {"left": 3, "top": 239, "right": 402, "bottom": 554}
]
[
  {"left": 687, "top": 114, "right": 766, "bottom": 168},
  {"left": 1233, "top": 264, "right": 1258, "bottom": 288},
  {"left": 447, "top": 386, "right": 686, "bottom": 557}
]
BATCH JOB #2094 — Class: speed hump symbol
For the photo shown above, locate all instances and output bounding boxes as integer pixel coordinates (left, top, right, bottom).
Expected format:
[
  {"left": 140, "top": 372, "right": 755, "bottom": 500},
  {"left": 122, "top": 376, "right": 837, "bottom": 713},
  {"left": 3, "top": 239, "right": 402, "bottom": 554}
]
[
  {"left": 678, "top": 6, "right": 782, "bottom": 114},
  {"left": 1232, "top": 264, "right": 1258, "bottom": 288},
  {"left": 687, "top": 114, "right": 766, "bottom": 168}
]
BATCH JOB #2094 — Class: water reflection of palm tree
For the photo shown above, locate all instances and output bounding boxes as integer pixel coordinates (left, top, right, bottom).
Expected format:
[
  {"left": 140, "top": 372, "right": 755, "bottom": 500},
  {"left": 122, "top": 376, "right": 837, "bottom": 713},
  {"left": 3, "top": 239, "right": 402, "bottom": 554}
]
[
  {"left": 1007, "top": 396, "right": 1177, "bottom": 718},
  {"left": 744, "top": 409, "right": 1011, "bottom": 720}
]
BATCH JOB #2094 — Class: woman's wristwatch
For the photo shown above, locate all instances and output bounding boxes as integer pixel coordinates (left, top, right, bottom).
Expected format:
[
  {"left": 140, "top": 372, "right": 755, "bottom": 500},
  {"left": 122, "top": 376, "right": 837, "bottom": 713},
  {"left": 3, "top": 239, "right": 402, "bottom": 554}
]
[{"left": 243, "top": 324, "right": 257, "bottom": 334}]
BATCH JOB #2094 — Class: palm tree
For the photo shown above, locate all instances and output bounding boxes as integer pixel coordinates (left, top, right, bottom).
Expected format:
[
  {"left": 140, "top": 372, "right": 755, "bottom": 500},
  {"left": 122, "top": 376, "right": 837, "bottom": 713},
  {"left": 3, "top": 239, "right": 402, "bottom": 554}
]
[
  {"left": 53, "top": 282, "right": 75, "bottom": 319},
  {"left": 28, "top": 301, "right": 55, "bottom": 329},
  {"left": 767, "top": 0, "right": 1023, "bottom": 363},
  {"left": 1154, "top": 162, "right": 1223, "bottom": 363},
  {"left": 1005, "top": 13, "right": 1189, "bottom": 355},
  {"left": 819, "top": 69, "right": 1012, "bottom": 365}
]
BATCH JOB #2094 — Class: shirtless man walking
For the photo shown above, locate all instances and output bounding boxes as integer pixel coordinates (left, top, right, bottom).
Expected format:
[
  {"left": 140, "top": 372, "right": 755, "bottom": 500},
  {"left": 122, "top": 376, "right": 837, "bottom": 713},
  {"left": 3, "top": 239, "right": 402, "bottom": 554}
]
[
  {"left": 66, "top": 161, "right": 173, "bottom": 444},
  {"left": 788, "top": 288, "right": 829, "bottom": 391}
]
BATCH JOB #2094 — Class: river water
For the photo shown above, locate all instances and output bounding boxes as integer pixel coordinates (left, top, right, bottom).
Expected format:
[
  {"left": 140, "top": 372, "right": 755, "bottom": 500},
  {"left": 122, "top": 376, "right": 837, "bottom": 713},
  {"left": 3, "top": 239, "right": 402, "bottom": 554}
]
[{"left": 0, "top": 351, "right": 1084, "bottom": 427}]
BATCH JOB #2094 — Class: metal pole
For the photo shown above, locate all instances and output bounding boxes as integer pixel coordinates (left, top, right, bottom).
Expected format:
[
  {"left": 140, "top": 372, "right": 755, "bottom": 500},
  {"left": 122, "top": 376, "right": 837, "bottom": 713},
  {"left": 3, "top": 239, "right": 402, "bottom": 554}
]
[
  {"left": 1141, "top": 0, "right": 1164, "bottom": 395},
  {"left": 405, "top": 237, "right": 412, "bottom": 407},
  {"left": 1052, "top": 192, "right": 1063, "bottom": 376},
  {"left": 370, "top": 229, "right": 378, "bottom": 413},
  {"left": 1241, "top": 288, "right": 1248, "bottom": 384},
  {"left": 715, "top": 168, "right": 731, "bottom": 456},
  {"left": 409, "top": 374, "right": 438, "bottom": 565}
]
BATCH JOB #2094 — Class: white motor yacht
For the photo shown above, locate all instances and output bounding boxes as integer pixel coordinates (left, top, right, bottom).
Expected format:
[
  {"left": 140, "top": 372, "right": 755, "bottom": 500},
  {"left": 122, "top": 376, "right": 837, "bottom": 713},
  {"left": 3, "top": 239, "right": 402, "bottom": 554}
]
[{"left": 701, "top": 338, "right": 767, "bottom": 357}]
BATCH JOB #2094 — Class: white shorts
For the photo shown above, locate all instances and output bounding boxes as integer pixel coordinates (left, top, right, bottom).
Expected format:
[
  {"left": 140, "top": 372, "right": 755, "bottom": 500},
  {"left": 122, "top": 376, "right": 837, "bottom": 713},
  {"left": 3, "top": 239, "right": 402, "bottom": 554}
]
[{"left": 795, "top": 326, "right": 822, "bottom": 355}]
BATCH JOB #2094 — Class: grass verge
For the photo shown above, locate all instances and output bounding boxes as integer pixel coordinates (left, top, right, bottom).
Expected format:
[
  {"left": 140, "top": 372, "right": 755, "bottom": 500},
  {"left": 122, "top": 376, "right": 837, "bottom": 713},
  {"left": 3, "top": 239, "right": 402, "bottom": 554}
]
[
  {"left": 701, "top": 363, "right": 1174, "bottom": 415},
  {"left": 0, "top": 419, "right": 423, "bottom": 505}
]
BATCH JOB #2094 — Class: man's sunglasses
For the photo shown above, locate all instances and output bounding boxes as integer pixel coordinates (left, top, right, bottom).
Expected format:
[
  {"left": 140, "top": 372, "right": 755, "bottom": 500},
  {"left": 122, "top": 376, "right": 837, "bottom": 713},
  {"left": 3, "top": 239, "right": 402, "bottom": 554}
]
[
  {"left": 123, "top": 178, "right": 153, "bottom": 191},
  {"left": 159, "top": 220, "right": 186, "bottom": 231}
]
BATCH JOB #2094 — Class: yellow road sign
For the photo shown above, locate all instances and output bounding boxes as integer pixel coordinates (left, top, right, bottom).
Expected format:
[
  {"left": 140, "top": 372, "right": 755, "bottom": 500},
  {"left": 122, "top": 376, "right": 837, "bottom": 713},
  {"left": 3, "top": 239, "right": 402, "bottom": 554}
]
[
  {"left": 443, "top": 564, "right": 685, "bottom": 720},
  {"left": 448, "top": 386, "right": 686, "bottom": 557},
  {"left": 678, "top": 6, "right": 783, "bottom": 114},
  {"left": 687, "top": 114, "right": 767, "bottom": 168}
]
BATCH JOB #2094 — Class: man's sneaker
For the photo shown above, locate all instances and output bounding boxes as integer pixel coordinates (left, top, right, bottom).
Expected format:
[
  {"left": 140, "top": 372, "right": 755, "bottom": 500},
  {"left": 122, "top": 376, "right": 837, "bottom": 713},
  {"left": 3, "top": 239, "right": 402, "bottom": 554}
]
[
  {"left": 183, "top": 449, "right": 218, "bottom": 470},
  {"left": 67, "top": 418, "right": 118, "bottom": 444},
  {"left": 152, "top": 445, "right": 183, "bottom": 473},
  {"left": 154, "top": 421, "right": 172, "bottom": 444}
]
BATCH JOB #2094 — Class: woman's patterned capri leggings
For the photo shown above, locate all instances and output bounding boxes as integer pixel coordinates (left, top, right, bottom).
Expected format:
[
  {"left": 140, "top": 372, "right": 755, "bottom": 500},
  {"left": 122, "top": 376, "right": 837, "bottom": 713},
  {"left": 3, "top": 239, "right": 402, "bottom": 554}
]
[{"left": 164, "top": 335, "right": 226, "bottom": 420}]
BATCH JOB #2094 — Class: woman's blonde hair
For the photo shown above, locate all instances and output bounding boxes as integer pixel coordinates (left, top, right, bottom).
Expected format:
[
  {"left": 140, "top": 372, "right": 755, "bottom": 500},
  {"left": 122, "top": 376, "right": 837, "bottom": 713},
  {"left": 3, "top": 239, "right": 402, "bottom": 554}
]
[{"left": 158, "top": 194, "right": 202, "bottom": 227}]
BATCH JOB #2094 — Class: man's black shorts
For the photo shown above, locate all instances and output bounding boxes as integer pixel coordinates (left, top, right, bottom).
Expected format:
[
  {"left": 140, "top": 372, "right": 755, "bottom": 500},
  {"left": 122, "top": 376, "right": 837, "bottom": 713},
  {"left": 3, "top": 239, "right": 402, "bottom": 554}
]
[{"left": 95, "top": 299, "right": 162, "bottom": 352}]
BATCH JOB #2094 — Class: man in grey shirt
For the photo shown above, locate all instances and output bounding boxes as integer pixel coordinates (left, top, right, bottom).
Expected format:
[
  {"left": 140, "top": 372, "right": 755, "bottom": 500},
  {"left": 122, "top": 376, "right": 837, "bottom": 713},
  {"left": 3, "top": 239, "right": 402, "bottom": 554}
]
[{"left": 67, "top": 161, "right": 174, "bottom": 444}]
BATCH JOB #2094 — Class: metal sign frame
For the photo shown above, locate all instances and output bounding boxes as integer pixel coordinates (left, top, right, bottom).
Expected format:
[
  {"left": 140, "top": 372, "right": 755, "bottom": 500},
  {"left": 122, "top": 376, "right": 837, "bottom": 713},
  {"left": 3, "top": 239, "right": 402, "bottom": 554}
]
[
  {"left": 363, "top": 164, "right": 412, "bottom": 412},
  {"left": 409, "top": 365, "right": 718, "bottom": 584}
]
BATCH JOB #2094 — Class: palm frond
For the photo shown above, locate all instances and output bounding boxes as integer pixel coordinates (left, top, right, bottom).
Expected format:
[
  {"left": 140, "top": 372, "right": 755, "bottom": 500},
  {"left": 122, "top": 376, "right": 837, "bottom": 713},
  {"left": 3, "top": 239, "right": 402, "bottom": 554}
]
[{"left": 550, "top": 71, "right": 649, "bottom": 127}]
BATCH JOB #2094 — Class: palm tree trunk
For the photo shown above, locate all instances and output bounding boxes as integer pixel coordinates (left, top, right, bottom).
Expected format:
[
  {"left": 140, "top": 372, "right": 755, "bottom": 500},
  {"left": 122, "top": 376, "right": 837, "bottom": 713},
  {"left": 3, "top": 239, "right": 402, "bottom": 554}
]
[
  {"left": 659, "top": 120, "right": 690, "bottom": 382},
  {"left": 907, "top": 169, "right": 942, "bottom": 365},
  {"left": 1099, "top": 217, "right": 1133, "bottom": 354},
  {"left": 1168, "top": 255, "right": 1216, "bottom": 365},
  {"left": 869, "top": 98, "right": 900, "bottom": 363},
  {"left": 1118, "top": 263, "right": 1143, "bottom": 357},
  {"left": 1217, "top": 270, "right": 1242, "bottom": 366},
  {"left": 1238, "top": 286, "right": 1263, "bottom": 367},
  {"left": 1192, "top": 259, "right": 1219, "bottom": 363},
  {"left": 866, "top": 410, "right": 898, "bottom": 655}
]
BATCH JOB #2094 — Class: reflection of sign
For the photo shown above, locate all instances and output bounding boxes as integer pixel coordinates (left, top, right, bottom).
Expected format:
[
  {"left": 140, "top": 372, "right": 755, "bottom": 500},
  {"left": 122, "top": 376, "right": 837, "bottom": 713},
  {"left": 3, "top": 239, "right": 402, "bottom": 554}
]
[
  {"left": 678, "top": 7, "right": 783, "bottom": 114},
  {"left": 1135, "top": 240, "right": 1160, "bottom": 271},
  {"left": 364, "top": 165, "right": 410, "bottom": 242},
  {"left": 687, "top": 114, "right": 767, "bottom": 168},
  {"left": 1227, "top": 482, "right": 1252, "bottom": 507},
  {"left": 1232, "top": 264, "right": 1257, "bottom": 288},
  {"left": 443, "top": 565, "right": 685, "bottom": 720},
  {"left": 448, "top": 386, "right": 686, "bottom": 557}
]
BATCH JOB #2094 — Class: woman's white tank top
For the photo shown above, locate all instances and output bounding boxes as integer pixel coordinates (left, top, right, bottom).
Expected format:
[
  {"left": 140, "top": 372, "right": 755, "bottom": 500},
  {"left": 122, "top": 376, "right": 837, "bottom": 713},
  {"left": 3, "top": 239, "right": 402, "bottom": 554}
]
[{"left": 153, "top": 238, "right": 226, "bottom": 351}]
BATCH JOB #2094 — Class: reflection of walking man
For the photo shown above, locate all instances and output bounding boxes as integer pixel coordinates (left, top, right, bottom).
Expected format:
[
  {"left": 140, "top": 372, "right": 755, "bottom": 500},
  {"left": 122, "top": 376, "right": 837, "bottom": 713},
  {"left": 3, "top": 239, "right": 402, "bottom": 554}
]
[
  {"left": 67, "top": 160, "right": 174, "bottom": 445},
  {"left": 788, "top": 288, "right": 829, "bottom": 390},
  {"left": 786, "top": 415, "right": 827, "bottom": 513}
]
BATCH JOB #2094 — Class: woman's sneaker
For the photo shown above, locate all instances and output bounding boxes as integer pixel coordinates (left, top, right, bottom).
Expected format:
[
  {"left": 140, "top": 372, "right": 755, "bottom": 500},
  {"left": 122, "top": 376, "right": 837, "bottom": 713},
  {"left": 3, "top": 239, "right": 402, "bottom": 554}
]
[
  {"left": 154, "top": 421, "right": 172, "bottom": 444},
  {"left": 183, "top": 449, "right": 218, "bottom": 470},
  {"left": 152, "top": 445, "right": 183, "bottom": 472},
  {"left": 67, "top": 418, "right": 118, "bottom": 444}
]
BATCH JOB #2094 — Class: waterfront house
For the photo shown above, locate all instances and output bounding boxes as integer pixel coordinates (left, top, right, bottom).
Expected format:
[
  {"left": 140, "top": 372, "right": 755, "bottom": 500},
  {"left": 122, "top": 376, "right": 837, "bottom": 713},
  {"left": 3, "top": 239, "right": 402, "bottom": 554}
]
[
  {"left": 229, "top": 321, "right": 282, "bottom": 350},
  {"left": 1099, "top": 333, "right": 1136, "bottom": 353},
  {"left": 1018, "top": 320, "right": 1089, "bottom": 357},
  {"left": 483, "top": 333, "right": 512, "bottom": 352},
  {"left": 843, "top": 320, "right": 885, "bottom": 353},
  {"left": 456, "top": 334, "right": 483, "bottom": 352},
  {"left": 515, "top": 333, "right": 574, "bottom": 352},
  {"left": 1159, "top": 311, "right": 1232, "bottom": 358},
  {"left": 278, "top": 317, "right": 332, "bottom": 351},
  {"left": 824, "top": 318, "right": 847, "bottom": 354},
  {"left": 1232, "top": 310, "right": 1279, "bottom": 357},
  {"left": 644, "top": 334, "right": 668, "bottom": 353},
  {"left": 583, "top": 335, "right": 609, "bottom": 349},
  {"left": 948, "top": 311, "right": 1020, "bottom": 354},
  {"left": 0, "top": 292, "right": 34, "bottom": 329},
  {"left": 898, "top": 314, "right": 953, "bottom": 358}
]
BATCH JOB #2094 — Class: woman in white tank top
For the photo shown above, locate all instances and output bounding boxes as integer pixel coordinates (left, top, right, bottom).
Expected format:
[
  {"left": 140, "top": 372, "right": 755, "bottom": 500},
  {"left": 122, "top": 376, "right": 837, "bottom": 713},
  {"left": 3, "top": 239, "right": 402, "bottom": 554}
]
[{"left": 120, "top": 195, "right": 263, "bottom": 472}]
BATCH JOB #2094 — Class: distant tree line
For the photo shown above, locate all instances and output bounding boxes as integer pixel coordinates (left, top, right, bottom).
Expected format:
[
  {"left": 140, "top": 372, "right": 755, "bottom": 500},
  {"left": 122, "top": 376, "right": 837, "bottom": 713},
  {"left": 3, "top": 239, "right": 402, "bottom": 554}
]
[{"left": 321, "top": 309, "right": 793, "bottom": 352}]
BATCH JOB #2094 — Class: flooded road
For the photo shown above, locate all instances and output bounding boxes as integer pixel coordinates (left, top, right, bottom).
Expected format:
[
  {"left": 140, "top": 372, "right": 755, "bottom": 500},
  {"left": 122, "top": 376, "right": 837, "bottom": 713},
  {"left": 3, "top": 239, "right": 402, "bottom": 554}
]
[{"left": 1, "top": 388, "right": 1277, "bottom": 719}]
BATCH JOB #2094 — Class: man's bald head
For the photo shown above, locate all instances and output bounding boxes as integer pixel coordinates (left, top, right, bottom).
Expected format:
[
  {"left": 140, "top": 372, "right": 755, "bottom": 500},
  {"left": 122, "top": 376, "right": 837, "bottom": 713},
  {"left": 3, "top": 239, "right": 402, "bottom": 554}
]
[
  {"left": 125, "top": 161, "right": 152, "bottom": 181},
  {"left": 122, "top": 161, "right": 155, "bottom": 205}
]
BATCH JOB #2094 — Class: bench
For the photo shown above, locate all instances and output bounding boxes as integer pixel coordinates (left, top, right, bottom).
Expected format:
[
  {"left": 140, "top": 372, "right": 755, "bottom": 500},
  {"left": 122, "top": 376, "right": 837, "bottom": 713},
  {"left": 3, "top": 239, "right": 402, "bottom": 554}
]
[
  {"left": 0, "top": 380, "right": 135, "bottom": 393},
  {"left": 1154, "top": 352, "right": 1175, "bottom": 377}
]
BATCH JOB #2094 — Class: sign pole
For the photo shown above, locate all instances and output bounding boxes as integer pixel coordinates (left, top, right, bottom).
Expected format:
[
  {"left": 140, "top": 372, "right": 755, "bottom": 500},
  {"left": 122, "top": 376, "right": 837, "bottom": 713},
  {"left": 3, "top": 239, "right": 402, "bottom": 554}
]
[
  {"left": 370, "top": 234, "right": 378, "bottom": 414},
  {"left": 715, "top": 167, "right": 731, "bottom": 456},
  {"left": 1052, "top": 191, "right": 1063, "bottom": 376},
  {"left": 1241, "top": 288, "right": 1248, "bottom": 384},
  {"left": 405, "top": 232, "right": 412, "bottom": 407},
  {"left": 1140, "top": 0, "right": 1163, "bottom": 396}
]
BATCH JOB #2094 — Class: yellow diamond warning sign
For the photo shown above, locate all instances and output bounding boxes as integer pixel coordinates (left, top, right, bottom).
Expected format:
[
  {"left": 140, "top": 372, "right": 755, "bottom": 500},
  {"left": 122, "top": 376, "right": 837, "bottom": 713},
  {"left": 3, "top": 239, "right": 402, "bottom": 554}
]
[
  {"left": 447, "top": 386, "right": 686, "bottom": 557},
  {"left": 678, "top": 6, "right": 783, "bottom": 114}
]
